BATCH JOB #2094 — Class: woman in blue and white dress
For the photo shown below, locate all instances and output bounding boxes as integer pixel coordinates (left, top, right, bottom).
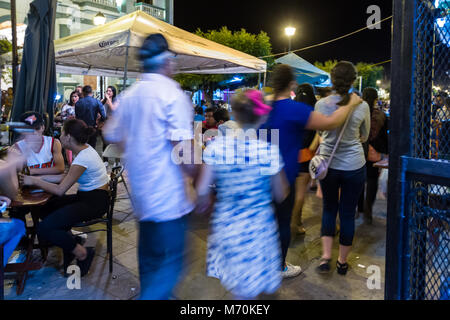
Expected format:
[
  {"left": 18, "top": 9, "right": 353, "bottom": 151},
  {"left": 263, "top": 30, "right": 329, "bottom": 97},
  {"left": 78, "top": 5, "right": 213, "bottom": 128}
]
[{"left": 196, "top": 90, "right": 289, "bottom": 299}]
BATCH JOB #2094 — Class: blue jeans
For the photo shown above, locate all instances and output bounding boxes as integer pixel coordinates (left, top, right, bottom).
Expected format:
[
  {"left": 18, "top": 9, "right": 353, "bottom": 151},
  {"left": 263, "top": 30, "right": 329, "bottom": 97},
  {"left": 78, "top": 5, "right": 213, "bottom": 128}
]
[
  {"left": 138, "top": 215, "right": 187, "bottom": 300},
  {"left": 320, "top": 166, "right": 366, "bottom": 246},
  {"left": 0, "top": 219, "right": 26, "bottom": 267}
]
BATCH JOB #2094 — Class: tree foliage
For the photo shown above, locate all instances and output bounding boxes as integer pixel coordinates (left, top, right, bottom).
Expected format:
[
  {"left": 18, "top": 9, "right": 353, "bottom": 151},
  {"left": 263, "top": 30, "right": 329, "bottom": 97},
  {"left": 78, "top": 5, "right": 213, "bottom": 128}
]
[
  {"left": 314, "top": 60, "right": 338, "bottom": 74},
  {"left": 0, "top": 39, "right": 13, "bottom": 86},
  {"left": 314, "top": 60, "right": 384, "bottom": 90},
  {"left": 0, "top": 39, "right": 12, "bottom": 55},
  {"left": 355, "top": 62, "right": 384, "bottom": 90},
  {"left": 174, "top": 27, "right": 274, "bottom": 101}
]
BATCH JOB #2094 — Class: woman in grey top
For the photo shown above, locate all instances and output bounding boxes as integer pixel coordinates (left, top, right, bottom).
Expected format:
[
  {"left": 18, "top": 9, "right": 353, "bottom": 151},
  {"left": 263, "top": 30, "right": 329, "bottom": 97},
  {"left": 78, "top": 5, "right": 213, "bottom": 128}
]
[{"left": 315, "top": 61, "right": 371, "bottom": 275}]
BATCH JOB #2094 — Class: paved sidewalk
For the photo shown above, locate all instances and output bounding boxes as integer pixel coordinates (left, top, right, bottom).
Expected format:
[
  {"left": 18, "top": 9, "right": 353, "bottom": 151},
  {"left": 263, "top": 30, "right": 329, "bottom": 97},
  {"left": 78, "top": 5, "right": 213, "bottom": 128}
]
[{"left": 3, "top": 182, "right": 387, "bottom": 300}]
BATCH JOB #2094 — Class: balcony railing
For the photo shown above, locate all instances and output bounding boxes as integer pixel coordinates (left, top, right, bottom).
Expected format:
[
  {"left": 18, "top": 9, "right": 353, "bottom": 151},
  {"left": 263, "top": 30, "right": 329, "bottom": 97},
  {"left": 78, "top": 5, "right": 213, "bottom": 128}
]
[
  {"left": 135, "top": 3, "right": 166, "bottom": 21},
  {"left": 73, "top": 0, "right": 118, "bottom": 8}
]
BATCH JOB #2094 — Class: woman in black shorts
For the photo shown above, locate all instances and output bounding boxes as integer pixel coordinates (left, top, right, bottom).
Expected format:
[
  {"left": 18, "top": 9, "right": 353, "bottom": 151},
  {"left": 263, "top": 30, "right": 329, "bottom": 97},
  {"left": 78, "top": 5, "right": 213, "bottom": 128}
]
[{"left": 292, "top": 84, "right": 319, "bottom": 234}]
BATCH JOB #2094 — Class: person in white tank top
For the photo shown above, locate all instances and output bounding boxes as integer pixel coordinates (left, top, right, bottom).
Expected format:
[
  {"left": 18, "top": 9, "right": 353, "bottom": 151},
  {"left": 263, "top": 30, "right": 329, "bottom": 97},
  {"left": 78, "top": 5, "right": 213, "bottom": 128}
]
[{"left": 9, "top": 112, "right": 65, "bottom": 176}]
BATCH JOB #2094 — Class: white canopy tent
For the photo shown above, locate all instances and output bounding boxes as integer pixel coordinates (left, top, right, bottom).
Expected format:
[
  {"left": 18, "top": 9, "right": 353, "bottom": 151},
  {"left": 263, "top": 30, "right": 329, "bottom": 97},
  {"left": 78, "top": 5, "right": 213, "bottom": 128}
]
[{"left": 54, "top": 10, "right": 266, "bottom": 79}]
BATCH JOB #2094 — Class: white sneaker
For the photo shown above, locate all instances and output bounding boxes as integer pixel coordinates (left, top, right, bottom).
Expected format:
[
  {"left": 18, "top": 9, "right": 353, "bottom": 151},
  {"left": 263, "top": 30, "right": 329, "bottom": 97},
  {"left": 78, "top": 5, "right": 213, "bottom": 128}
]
[
  {"left": 71, "top": 229, "right": 88, "bottom": 244},
  {"left": 281, "top": 263, "right": 302, "bottom": 278}
]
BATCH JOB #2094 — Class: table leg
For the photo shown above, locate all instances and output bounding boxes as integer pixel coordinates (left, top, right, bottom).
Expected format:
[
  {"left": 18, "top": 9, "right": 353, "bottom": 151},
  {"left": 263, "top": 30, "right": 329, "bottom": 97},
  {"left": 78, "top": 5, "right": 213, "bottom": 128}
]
[
  {"left": 1, "top": 244, "right": 4, "bottom": 300},
  {"left": 31, "top": 208, "right": 48, "bottom": 262}
]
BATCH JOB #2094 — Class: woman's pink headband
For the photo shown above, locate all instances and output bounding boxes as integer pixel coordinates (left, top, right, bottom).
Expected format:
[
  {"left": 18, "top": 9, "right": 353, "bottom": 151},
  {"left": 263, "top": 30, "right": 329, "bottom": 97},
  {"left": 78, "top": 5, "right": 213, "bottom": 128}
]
[{"left": 245, "top": 90, "right": 272, "bottom": 116}]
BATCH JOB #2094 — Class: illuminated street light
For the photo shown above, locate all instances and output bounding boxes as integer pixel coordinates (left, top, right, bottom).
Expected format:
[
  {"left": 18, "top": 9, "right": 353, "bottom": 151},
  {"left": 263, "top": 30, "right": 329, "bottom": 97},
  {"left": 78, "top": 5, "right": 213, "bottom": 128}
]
[
  {"left": 93, "top": 12, "right": 106, "bottom": 26},
  {"left": 377, "top": 80, "right": 382, "bottom": 86},
  {"left": 285, "top": 27, "right": 296, "bottom": 52}
]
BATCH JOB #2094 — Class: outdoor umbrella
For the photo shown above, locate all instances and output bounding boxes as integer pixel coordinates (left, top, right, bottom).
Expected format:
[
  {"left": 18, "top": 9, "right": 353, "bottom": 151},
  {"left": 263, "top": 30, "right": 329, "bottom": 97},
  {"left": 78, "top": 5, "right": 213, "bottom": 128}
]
[{"left": 11, "top": 0, "right": 57, "bottom": 131}]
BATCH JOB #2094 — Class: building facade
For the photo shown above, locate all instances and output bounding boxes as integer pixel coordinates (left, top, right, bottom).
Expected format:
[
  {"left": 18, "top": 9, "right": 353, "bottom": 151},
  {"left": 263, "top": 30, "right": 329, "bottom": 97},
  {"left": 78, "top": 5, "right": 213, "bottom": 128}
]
[{"left": 0, "top": 0, "right": 173, "bottom": 99}]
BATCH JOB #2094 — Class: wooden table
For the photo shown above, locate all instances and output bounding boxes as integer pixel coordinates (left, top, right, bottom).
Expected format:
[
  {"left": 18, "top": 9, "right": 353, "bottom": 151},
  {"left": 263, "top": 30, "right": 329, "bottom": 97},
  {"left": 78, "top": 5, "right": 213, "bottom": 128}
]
[{"left": 3, "top": 188, "right": 52, "bottom": 296}]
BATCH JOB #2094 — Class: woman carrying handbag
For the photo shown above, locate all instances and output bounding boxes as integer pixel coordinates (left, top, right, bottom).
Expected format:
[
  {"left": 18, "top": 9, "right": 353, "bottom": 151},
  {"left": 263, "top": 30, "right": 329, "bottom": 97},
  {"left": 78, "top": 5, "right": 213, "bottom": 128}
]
[{"left": 313, "top": 62, "right": 371, "bottom": 275}]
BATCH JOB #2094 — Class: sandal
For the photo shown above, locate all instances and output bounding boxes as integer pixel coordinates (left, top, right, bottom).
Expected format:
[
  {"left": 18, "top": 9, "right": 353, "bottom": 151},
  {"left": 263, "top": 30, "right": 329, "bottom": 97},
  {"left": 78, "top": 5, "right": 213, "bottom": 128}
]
[
  {"left": 77, "top": 247, "right": 96, "bottom": 277},
  {"left": 336, "top": 260, "right": 349, "bottom": 275},
  {"left": 316, "top": 258, "right": 331, "bottom": 274}
]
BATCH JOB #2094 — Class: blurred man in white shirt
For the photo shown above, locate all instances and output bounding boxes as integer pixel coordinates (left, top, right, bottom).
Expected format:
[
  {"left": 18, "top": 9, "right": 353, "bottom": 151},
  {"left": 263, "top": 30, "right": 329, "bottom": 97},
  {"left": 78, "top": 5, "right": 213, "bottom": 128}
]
[{"left": 104, "top": 34, "right": 197, "bottom": 300}]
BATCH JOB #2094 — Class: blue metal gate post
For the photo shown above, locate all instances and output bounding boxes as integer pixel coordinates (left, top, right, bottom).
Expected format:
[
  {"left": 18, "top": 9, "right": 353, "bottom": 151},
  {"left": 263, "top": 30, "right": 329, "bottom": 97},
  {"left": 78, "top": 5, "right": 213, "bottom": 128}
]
[{"left": 385, "top": 0, "right": 415, "bottom": 300}]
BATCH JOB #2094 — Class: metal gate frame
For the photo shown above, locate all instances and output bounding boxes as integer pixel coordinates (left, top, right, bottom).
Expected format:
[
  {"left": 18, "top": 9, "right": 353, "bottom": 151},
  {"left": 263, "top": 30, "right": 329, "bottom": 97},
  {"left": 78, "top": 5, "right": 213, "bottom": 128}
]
[{"left": 387, "top": 0, "right": 450, "bottom": 300}]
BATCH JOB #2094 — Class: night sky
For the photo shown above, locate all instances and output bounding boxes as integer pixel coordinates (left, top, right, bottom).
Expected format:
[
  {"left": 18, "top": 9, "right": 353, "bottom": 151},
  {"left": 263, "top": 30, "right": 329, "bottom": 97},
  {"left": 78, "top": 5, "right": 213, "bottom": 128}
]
[{"left": 174, "top": 0, "right": 393, "bottom": 76}]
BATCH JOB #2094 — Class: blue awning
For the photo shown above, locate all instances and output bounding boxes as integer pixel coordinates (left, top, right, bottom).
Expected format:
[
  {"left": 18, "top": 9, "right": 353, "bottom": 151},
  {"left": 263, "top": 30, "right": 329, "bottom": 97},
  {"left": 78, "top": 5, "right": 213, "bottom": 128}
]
[{"left": 275, "top": 53, "right": 330, "bottom": 86}]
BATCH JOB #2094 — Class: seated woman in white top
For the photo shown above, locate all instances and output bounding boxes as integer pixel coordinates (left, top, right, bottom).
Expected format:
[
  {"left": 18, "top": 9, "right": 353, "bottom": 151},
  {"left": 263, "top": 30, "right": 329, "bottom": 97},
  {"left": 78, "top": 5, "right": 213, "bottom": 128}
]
[{"left": 20, "top": 119, "right": 110, "bottom": 277}]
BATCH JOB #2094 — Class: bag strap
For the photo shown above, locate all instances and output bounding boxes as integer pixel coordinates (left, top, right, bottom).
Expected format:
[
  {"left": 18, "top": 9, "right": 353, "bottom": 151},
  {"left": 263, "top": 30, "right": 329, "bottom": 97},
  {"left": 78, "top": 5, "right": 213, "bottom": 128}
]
[{"left": 326, "top": 110, "right": 354, "bottom": 166}]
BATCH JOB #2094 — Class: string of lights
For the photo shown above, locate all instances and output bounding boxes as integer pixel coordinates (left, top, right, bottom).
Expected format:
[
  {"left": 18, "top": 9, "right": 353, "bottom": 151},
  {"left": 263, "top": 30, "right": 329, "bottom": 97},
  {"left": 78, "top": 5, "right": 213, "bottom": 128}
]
[{"left": 257, "top": 16, "right": 393, "bottom": 59}]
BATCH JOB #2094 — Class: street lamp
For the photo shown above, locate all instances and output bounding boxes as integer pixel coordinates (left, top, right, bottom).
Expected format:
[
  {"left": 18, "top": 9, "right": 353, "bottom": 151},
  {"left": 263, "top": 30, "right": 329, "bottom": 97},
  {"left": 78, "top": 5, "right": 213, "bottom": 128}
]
[
  {"left": 93, "top": 12, "right": 106, "bottom": 26},
  {"left": 376, "top": 80, "right": 382, "bottom": 86},
  {"left": 285, "top": 27, "right": 296, "bottom": 52}
]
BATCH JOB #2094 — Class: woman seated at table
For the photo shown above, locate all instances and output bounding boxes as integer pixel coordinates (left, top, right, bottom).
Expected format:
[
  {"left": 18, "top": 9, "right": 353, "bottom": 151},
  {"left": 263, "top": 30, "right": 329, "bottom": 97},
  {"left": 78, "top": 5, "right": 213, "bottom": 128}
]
[
  {"left": 10, "top": 111, "right": 65, "bottom": 176},
  {"left": 20, "top": 119, "right": 110, "bottom": 277}
]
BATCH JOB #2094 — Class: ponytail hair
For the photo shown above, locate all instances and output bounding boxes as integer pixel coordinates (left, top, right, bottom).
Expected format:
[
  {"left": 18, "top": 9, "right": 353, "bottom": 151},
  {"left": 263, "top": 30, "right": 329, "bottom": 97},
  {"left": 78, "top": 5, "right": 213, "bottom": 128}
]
[
  {"left": 63, "top": 119, "right": 95, "bottom": 145},
  {"left": 331, "top": 61, "right": 357, "bottom": 106}
]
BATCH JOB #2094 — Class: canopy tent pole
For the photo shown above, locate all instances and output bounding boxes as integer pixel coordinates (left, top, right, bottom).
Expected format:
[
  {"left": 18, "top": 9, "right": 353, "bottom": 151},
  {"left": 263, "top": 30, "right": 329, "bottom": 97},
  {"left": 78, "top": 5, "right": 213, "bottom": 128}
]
[
  {"left": 258, "top": 73, "right": 261, "bottom": 89},
  {"left": 100, "top": 76, "right": 104, "bottom": 99},
  {"left": 122, "top": 30, "right": 131, "bottom": 93},
  {"left": 263, "top": 72, "right": 267, "bottom": 88}
]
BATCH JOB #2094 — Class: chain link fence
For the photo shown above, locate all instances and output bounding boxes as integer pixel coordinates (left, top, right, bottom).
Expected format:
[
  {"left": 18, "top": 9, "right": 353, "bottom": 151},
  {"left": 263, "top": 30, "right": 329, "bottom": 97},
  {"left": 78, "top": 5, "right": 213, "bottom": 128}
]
[{"left": 409, "top": 0, "right": 449, "bottom": 300}]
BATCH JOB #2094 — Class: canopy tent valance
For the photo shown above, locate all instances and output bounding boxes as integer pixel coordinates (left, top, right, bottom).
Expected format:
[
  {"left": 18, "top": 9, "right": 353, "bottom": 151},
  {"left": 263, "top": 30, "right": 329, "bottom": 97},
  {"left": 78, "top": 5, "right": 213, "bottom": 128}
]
[{"left": 54, "top": 10, "right": 266, "bottom": 77}]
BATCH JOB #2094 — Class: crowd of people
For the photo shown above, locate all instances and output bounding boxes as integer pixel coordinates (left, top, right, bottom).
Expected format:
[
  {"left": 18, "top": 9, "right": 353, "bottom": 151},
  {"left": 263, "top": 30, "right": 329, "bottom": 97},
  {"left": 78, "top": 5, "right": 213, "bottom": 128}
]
[{"left": 0, "top": 33, "right": 393, "bottom": 300}]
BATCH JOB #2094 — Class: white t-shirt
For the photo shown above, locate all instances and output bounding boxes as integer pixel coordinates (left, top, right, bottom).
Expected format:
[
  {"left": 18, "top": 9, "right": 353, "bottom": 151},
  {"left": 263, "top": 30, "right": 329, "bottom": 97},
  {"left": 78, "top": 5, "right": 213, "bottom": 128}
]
[
  {"left": 104, "top": 73, "right": 194, "bottom": 222},
  {"left": 72, "top": 145, "right": 109, "bottom": 191}
]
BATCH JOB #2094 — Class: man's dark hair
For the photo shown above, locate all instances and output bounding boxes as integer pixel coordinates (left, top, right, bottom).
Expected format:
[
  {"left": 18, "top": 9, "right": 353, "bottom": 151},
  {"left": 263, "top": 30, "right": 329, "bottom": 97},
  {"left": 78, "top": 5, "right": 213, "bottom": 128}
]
[
  {"left": 82, "top": 85, "right": 92, "bottom": 96},
  {"left": 19, "top": 111, "right": 45, "bottom": 130},
  {"left": 139, "top": 33, "right": 172, "bottom": 73},
  {"left": 436, "top": 91, "right": 448, "bottom": 100},
  {"left": 205, "top": 107, "right": 216, "bottom": 114},
  {"left": 213, "top": 108, "right": 230, "bottom": 123},
  {"left": 195, "top": 106, "right": 203, "bottom": 115}
]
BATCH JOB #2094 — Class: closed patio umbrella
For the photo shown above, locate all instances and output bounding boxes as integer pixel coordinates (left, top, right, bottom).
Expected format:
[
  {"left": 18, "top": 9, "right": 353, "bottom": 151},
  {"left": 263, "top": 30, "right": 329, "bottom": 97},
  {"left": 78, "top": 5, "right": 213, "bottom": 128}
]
[{"left": 11, "top": 0, "right": 56, "bottom": 132}]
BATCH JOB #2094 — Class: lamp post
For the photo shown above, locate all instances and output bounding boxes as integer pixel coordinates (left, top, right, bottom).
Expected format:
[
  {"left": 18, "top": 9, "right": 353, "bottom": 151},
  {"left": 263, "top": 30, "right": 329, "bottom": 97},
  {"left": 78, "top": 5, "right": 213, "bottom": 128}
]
[
  {"left": 93, "top": 12, "right": 106, "bottom": 26},
  {"left": 285, "top": 27, "right": 296, "bottom": 52}
]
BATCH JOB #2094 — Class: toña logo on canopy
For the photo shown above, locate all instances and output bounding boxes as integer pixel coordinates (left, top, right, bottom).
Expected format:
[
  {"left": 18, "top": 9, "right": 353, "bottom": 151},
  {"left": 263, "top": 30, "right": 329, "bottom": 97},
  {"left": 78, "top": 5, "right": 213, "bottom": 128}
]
[{"left": 99, "top": 39, "right": 119, "bottom": 48}]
